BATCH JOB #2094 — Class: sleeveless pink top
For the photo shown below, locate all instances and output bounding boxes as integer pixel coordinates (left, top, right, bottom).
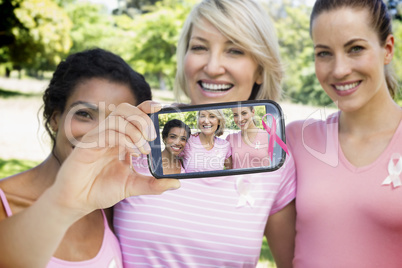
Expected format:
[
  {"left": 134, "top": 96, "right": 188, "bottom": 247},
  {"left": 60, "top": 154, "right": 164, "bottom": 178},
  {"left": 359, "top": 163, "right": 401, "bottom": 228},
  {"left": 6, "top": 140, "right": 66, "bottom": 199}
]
[{"left": 0, "top": 188, "right": 123, "bottom": 268}]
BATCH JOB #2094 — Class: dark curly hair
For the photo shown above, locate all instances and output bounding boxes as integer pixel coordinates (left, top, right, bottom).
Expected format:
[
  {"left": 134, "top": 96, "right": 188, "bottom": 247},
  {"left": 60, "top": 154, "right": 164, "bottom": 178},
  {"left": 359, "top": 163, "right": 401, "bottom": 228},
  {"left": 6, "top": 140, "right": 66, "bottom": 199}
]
[
  {"left": 42, "top": 48, "right": 152, "bottom": 147},
  {"left": 162, "top": 119, "right": 191, "bottom": 141}
]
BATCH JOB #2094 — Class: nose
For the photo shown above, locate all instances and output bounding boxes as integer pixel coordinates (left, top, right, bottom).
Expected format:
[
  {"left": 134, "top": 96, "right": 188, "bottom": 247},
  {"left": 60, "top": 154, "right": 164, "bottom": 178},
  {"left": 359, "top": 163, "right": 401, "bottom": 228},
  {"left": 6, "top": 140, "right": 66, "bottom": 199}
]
[
  {"left": 332, "top": 54, "right": 352, "bottom": 79},
  {"left": 203, "top": 53, "right": 225, "bottom": 77}
]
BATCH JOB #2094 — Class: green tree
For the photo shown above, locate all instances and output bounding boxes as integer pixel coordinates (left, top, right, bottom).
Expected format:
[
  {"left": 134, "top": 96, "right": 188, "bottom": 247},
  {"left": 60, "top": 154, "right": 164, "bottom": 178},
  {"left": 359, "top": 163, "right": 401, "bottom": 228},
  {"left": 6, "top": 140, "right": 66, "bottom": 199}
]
[
  {"left": 7, "top": 0, "right": 72, "bottom": 76},
  {"left": 66, "top": 2, "right": 120, "bottom": 54},
  {"left": 275, "top": 5, "right": 332, "bottom": 106},
  {"left": 392, "top": 19, "right": 402, "bottom": 101},
  {"left": 128, "top": 0, "right": 195, "bottom": 90}
]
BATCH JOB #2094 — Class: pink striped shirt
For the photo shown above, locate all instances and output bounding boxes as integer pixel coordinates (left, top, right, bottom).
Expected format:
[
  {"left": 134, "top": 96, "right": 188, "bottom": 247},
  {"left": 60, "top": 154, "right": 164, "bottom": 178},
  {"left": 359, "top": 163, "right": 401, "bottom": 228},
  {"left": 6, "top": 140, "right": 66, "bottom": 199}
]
[
  {"left": 181, "top": 135, "right": 232, "bottom": 172},
  {"left": 114, "top": 153, "right": 296, "bottom": 267}
]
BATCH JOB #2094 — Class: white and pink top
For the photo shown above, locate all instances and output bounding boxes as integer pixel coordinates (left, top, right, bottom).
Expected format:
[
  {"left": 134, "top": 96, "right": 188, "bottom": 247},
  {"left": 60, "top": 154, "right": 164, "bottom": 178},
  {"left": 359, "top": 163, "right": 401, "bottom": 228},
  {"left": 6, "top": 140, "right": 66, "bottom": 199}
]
[{"left": 180, "top": 135, "right": 232, "bottom": 172}]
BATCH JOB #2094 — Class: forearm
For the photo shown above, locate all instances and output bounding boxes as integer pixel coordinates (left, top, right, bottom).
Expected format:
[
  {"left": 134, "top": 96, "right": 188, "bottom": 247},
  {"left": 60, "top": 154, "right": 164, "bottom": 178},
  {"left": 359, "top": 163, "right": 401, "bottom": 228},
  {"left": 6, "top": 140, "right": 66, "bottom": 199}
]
[
  {"left": 264, "top": 200, "right": 296, "bottom": 268},
  {"left": 0, "top": 188, "right": 84, "bottom": 267}
]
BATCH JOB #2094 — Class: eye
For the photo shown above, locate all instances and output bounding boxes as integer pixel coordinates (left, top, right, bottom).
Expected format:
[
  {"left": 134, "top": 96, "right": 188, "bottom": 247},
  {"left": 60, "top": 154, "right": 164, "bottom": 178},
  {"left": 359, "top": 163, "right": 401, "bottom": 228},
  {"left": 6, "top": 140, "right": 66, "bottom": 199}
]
[
  {"left": 242, "top": 112, "right": 247, "bottom": 116},
  {"left": 228, "top": 48, "right": 244, "bottom": 55},
  {"left": 181, "top": 137, "right": 187, "bottom": 142},
  {"left": 316, "top": 51, "right": 331, "bottom": 58},
  {"left": 350, "top": 46, "right": 364, "bottom": 53},
  {"left": 190, "top": 45, "right": 207, "bottom": 52},
  {"left": 75, "top": 110, "right": 92, "bottom": 120},
  {"left": 233, "top": 113, "right": 238, "bottom": 117}
]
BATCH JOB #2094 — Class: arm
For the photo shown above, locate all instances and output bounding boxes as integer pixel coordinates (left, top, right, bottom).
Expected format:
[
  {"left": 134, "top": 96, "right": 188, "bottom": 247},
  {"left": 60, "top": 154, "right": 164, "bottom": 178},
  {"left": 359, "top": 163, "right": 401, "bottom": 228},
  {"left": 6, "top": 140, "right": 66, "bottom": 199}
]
[
  {"left": 0, "top": 101, "right": 180, "bottom": 267},
  {"left": 224, "top": 156, "right": 232, "bottom": 170},
  {"left": 264, "top": 200, "right": 296, "bottom": 268}
]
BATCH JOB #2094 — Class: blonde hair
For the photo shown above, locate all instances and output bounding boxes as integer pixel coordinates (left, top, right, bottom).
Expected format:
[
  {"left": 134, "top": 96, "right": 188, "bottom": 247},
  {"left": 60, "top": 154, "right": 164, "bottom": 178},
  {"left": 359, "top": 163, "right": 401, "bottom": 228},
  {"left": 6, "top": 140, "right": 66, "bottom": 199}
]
[
  {"left": 197, "top": 109, "right": 226, "bottom": 136},
  {"left": 174, "top": 0, "right": 283, "bottom": 102}
]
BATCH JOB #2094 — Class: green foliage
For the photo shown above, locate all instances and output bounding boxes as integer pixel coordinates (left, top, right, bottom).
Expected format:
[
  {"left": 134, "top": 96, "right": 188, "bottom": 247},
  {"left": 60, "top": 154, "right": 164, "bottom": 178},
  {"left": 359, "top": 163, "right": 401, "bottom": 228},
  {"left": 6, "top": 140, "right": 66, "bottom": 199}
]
[
  {"left": 0, "top": 158, "right": 38, "bottom": 179},
  {"left": 127, "top": 0, "right": 194, "bottom": 90},
  {"left": 259, "top": 237, "right": 275, "bottom": 263},
  {"left": 275, "top": 5, "right": 331, "bottom": 106},
  {"left": 159, "top": 111, "right": 197, "bottom": 129},
  {"left": 10, "top": 0, "right": 72, "bottom": 72},
  {"left": 65, "top": 2, "right": 125, "bottom": 55},
  {"left": 392, "top": 20, "right": 402, "bottom": 101}
]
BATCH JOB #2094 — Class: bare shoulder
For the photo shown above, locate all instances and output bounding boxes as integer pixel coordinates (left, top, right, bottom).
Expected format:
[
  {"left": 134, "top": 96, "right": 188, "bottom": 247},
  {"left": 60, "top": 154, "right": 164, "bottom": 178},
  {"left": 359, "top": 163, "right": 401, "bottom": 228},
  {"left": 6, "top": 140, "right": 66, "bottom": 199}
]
[{"left": 0, "top": 169, "right": 41, "bottom": 218}]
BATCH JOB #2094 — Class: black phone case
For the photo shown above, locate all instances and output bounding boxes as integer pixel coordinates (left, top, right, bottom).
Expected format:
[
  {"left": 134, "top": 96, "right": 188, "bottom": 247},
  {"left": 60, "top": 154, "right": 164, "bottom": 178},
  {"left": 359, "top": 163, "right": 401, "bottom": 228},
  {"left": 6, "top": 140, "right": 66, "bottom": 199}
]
[{"left": 148, "top": 100, "right": 287, "bottom": 179}]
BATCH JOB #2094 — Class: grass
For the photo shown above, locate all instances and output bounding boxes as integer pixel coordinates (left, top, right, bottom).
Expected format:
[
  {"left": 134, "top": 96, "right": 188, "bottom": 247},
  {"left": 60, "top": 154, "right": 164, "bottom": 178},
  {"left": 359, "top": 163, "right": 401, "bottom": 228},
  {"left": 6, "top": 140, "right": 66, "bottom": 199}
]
[
  {"left": 0, "top": 88, "right": 40, "bottom": 98},
  {"left": 0, "top": 158, "right": 39, "bottom": 179}
]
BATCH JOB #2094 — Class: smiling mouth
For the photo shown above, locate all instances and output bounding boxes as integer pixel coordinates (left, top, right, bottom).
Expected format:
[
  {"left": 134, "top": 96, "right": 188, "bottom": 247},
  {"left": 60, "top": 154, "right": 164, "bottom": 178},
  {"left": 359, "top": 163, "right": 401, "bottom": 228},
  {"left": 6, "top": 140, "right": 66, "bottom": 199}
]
[
  {"left": 199, "top": 82, "right": 233, "bottom": 92},
  {"left": 203, "top": 125, "right": 213, "bottom": 129},
  {"left": 334, "top": 81, "right": 361, "bottom": 91},
  {"left": 170, "top": 145, "right": 182, "bottom": 151}
]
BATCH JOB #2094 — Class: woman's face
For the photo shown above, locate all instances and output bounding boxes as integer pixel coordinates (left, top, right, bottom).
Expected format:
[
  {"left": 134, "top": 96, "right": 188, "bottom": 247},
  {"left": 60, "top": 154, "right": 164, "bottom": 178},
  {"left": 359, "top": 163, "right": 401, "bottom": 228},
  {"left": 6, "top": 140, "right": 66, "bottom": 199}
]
[
  {"left": 51, "top": 78, "right": 137, "bottom": 163},
  {"left": 184, "top": 18, "right": 262, "bottom": 105},
  {"left": 232, "top": 107, "right": 255, "bottom": 130},
  {"left": 163, "top": 127, "right": 188, "bottom": 156},
  {"left": 312, "top": 7, "right": 394, "bottom": 113},
  {"left": 198, "top": 110, "right": 219, "bottom": 136}
]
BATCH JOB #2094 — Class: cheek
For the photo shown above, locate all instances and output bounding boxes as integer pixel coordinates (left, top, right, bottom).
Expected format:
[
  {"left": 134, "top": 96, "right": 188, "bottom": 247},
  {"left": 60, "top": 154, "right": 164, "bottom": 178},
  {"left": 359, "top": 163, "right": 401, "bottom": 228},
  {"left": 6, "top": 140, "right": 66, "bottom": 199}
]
[
  {"left": 314, "top": 62, "right": 327, "bottom": 84},
  {"left": 184, "top": 54, "right": 197, "bottom": 78},
  {"left": 69, "top": 120, "right": 97, "bottom": 140}
]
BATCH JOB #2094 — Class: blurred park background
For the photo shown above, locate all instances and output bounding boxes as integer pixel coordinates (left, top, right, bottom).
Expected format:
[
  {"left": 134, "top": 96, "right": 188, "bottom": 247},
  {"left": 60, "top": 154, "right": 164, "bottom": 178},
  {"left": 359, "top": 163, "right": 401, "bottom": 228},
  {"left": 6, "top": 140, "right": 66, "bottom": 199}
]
[{"left": 1, "top": 0, "right": 402, "bottom": 267}]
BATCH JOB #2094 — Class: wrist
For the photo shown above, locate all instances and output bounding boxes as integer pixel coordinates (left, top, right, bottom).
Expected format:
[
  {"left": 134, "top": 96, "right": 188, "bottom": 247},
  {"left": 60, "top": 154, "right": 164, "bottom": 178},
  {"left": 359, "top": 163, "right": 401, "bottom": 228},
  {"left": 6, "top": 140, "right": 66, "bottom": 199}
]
[{"left": 39, "top": 186, "right": 88, "bottom": 227}]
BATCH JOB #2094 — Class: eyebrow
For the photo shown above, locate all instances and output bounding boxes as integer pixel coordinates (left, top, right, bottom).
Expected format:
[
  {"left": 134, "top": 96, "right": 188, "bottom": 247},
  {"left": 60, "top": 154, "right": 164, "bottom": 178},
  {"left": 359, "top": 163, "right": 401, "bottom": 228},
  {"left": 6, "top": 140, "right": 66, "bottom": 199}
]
[
  {"left": 190, "top": 36, "right": 234, "bottom": 45},
  {"left": 69, "top": 101, "right": 98, "bottom": 111},
  {"left": 314, "top": 38, "right": 367, "bottom": 50}
]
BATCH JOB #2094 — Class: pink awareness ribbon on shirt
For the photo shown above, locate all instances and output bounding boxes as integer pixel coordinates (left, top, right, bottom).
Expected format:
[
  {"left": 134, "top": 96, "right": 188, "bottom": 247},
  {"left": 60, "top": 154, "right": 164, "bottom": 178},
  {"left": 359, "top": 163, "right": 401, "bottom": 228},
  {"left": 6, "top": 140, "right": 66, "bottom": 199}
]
[
  {"left": 261, "top": 113, "right": 289, "bottom": 162},
  {"left": 382, "top": 153, "right": 402, "bottom": 188}
]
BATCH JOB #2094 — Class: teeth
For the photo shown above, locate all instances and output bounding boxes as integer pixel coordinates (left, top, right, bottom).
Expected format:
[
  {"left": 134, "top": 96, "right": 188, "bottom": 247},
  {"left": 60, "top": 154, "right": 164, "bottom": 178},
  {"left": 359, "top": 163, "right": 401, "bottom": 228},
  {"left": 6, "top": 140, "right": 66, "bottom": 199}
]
[
  {"left": 203, "top": 125, "right": 212, "bottom": 128},
  {"left": 201, "top": 82, "right": 232, "bottom": 91},
  {"left": 335, "top": 82, "right": 359, "bottom": 91}
]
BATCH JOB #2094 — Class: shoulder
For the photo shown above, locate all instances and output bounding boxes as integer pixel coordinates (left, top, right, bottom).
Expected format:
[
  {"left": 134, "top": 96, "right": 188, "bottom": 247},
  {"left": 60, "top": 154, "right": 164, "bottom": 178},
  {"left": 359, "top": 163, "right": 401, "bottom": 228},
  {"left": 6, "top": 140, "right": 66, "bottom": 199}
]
[
  {"left": 0, "top": 170, "right": 35, "bottom": 220},
  {"left": 215, "top": 137, "right": 230, "bottom": 146},
  {"left": 286, "top": 112, "right": 340, "bottom": 156},
  {"left": 189, "top": 134, "right": 200, "bottom": 143},
  {"left": 225, "top": 131, "right": 239, "bottom": 142},
  {"left": 286, "top": 112, "right": 338, "bottom": 141}
]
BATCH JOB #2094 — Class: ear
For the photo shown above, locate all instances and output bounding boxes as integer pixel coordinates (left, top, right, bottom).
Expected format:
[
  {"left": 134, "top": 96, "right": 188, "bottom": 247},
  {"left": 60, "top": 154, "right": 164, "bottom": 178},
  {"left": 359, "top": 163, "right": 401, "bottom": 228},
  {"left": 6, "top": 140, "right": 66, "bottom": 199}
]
[
  {"left": 50, "top": 111, "right": 61, "bottom": 133},
  {"left": 255, "top": 70, "right": 263, "bottom": 85},
  {"left": 384, "top": 34, "right": 394, "bottom": 65}
]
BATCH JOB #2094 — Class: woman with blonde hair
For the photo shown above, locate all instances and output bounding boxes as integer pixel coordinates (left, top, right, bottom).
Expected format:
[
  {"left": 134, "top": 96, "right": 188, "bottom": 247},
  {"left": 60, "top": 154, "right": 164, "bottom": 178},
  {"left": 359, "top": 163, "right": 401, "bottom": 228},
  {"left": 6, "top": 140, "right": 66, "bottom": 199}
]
[
  {"left": 181, "top": 109, "right": 232, "bottom": 172},
  {"left": 114, "top": 0, "right": 296, "bottom": 267}
]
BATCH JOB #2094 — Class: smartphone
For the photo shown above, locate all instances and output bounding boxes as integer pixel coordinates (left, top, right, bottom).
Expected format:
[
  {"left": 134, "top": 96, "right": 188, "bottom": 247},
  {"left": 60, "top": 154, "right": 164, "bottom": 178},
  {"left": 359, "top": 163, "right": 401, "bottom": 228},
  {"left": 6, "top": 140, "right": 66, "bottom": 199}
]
[{"left": 147, "top": 100, "right": 288, "bottom": 179}]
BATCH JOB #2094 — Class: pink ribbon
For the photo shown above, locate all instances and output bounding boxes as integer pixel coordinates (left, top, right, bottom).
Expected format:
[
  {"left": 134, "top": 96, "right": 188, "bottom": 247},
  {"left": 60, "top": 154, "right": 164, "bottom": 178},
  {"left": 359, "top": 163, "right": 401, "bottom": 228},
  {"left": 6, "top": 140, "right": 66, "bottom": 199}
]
[{"left": 261, "top": 113, "right": 289, "bottom": 162}]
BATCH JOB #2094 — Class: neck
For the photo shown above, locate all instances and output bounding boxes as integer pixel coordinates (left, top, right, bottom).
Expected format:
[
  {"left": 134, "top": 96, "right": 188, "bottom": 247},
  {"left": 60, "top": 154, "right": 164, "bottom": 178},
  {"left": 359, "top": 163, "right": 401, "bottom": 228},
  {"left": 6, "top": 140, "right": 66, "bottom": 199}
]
[
  {"left": 30, "top": 154, "right": 61, "bottom": 191},
  {"left": 242, "top": 123, "right": 258, "bottom": 136},
  {"left": 339, "top": 93, "right": 402, "bottom": 136},
  {"left": 199, "top": 132, "right": 215, "bottom": 145},
  {"left": 162, "top": 149, "right": 178, "bottom": 162}
]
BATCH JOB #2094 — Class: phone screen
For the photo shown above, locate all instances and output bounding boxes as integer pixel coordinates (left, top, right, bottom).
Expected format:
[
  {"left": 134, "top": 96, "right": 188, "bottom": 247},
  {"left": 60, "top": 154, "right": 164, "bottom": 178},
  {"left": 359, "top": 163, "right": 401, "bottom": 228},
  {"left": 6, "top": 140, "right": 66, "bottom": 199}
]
[{"left": 147, "top": 100, "right": 287, "bottom": 179}]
